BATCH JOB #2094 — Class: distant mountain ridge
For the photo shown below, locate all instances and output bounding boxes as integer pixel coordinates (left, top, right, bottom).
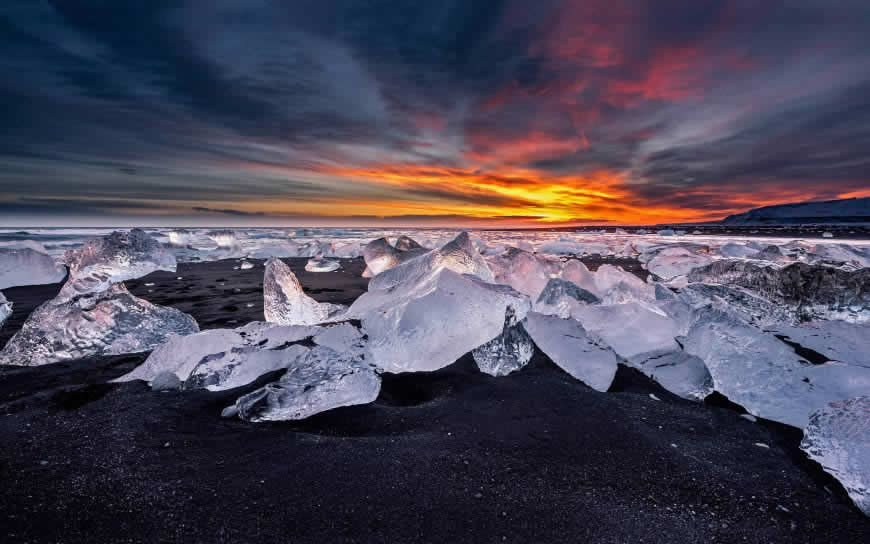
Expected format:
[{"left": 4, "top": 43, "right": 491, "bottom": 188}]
[{"left": 722, "top": 197, "right": 870, "bottom": 224}]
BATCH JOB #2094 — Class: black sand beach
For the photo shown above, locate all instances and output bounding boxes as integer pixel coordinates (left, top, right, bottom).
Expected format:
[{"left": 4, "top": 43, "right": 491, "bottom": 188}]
[{"left": 1, "top": 258, "right": 869, "bottom": 543}]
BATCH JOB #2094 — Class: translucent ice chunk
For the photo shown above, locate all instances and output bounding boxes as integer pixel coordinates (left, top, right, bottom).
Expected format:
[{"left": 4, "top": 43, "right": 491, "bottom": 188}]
[
  {"left": 166, "top": 229, "right": 194, "bottom": 247},
  {"left": 240, "top": 261, "right": 255, "bottom": 270},
  {"left": 233, "top": 345, "right": 381, "bottom": 422},
  {"left": 628, "top": 350, "right": 713, "bottom": 401},
  {"left": 523, "top": 312, "right": 617, "bottom": 391},
  {"left": 207, "top": 230, "right": 238, "bottom": 248},
  {"left": 0, "top": 284, "right": 198, "bottom": 366},
  {"left": 59, "top": 229, "right": 175, "bottom": 300},
  {"left": 368, "top": 232, "right": 494, "bottom": 292},
  {"left": 571, "top": 302, "right": 682, "bottom": 362},
  {"left": 800, "top": 396, "right": 870, "bottom": 516},
  {"left": 559, "top": 259, "right": 598, "bottom": 294},
  {"left": 362, "top": 237, "right": 427, "bottom": 276},
  {"left": 771, "top": 321, "right": 870, "bottom": 368},
  {"left": 0, "top": 248, "right": 66, "bottom": 289},
  {"left": 472, "top": 307, "right": 534, "bottom": 376},
  {"left": 687, "top": 260, "right": 870, "bottom": 323},
  {"left": 304, "top": 258, "right": 340, "bottom": 272},
  {"left": 486, "top": 247, "right": 560, "bottom": 298},
  {"left": 348, "top": 268, "right": 530, "bottom": 373},
  {"left": 119, "top": 321, "right": 365, "bottom": 391},
  {"left": 395, "top": 235, "right": 424, "bottom": 251},
  {"left": 263, "top": 258, "right": 345, "bottom": 325},
  {"left": 0, "top": 291, "right": 11, "bottom": 329},
  {"left": 645, "top": 247, "right": 713, "bottom": 280},
  {"left": 681, "top": 308, "right": 870, "bottom": 428},
  {"left": 534, "top": 278, "right": 600, "bottom": 318}
]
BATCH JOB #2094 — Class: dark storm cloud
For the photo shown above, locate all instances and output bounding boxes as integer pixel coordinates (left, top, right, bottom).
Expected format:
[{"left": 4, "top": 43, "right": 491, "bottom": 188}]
[{"left": 1, "top": 0, "right": 869, "bottom": 224}]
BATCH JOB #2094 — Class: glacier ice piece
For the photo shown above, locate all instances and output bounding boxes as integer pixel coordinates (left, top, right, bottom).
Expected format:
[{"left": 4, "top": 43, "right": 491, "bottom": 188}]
[
  {"left": 395, "top": 235, "right": 423, "bottom": 251},
  {"left": 349, "top": 268, "right": 530, "bottom": 373},
  {"left": 0, "top": 284, "right": 198, "bottom": 366},
  {"left": 263, "top": 258, "right": 345, "bottom": 325},
  {"left": 249, "top": 241, "right": 301, "bottom": 259},
  {"left": 0, "top": 291, "right": 11, "bottom": 329},
  {"left": 678, "top": 282, "right": 793, "bottom": 327},
  {"left": 628, "top": 350, "right": 713, "bottom": 401},
  {"left": 362, "top": 237, "right": 427, "bottom": 276},
  {"left": 800, "top": 396, "right": 870, "bottom": 516},
  {"left": 304, "top": 258, "right": 340, "bottom": 272},
  {"left": 233, "top": 345, "right": 381, "bottom": 422},
  {"left": 592, "top": 264, "right": 655, "bottom": 305},
  {"left": 718, "top": 242, "right": 761, "bottom": 258},
  {"left": 559, "top": 259, "right": 598, "bottom": 294},
  {"left": 240, "top": 261, "right": 255, "bottom": 270},
  {"left": 207, "top": 230, "right": 238, "bottom": 248},
  {"left": 657, "top": 229, "right": 675, "bottom": 236},
  {"left": 687, "top": 260, "right": 870, "bottom": 323},
  {"left": 771, "top": 321, "right": 870, "bottom": 368},
  {"left": 0, "top": 248, "right": 66, "bottom": 289},
  {"left": 166, "top": 229, "right": 193, "bottom": 247},
  {"left": 806, "top": 243, "right": 870, "bottom": 270},
  {"left": 645, "top": 247, "right": 713, "bottom": 280},
  {"left": 472, "top": 307, "right": 534, "bottom": 376},
  {"left": 119, "top": 321, "right": 365, "bottom": 391},
  {"left": 368, "top": 232, "right": 494, "bottom": 292},
  {"left": 571, "top": 302, "right": 682, "bottom": 362},
  {"left": 59, "top": 229, "right": 175, "bottom": 300},
  {"left": 681, "top": 308, "right": 870, "bottom": 428},
  {"left": 534, "top": 278, "right": 600, "bottom": 318},
  {"left": 486, "top": 247, "right": 560, "bottom": 298},
  {"left": 523, "top": 312, "right": 617, "bottom": 391}
]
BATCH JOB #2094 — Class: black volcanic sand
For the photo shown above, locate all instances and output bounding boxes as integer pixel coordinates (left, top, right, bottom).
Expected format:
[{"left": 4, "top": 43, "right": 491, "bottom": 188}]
[
  {"left": 1, "top": 258, "right": 869, "bottom": 543},
  {"left": 125, "top": 257, "right": 369, "bottom": 330}
]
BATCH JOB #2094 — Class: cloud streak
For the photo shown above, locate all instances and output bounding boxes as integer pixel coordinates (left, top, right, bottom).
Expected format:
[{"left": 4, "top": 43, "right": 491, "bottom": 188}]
[{"left": 1, "top": 0, "right": 869, "bottom": 225}]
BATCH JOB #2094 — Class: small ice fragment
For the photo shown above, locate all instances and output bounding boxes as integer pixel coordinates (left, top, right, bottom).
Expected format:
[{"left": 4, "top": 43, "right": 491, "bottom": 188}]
[
  {"left": 472, "top": 307, "right": 534, "bottom": 376},
  {"left": 740, "top": 414, "right": 758, "bottom": 423},
  {"left": 304, "top": 258, "right": 340, "bottom": 272},
  {"left": 754, "top": 442, "right": 770, "bottom": 449},
  {"left": 649, "top": 393, "right": 661, "bottom": 401},
  {"left": 144, "top": 282, "right": 155, "bottom": 287},
  {"left": 240, "top": 261, "right": 254, "bottom": 270},
  {"left": 822, "top": 232, "right": 834, "bottom": 238}
]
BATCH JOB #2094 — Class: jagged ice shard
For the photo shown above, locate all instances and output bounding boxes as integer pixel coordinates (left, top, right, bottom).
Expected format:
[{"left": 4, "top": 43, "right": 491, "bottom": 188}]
[
  {"left": 263, "top": 257, "right": 345, "bottom": 325},
  {"left": 118, "top": 321, "right": 366, "bottom": 393},
  {"left": 233, "top": 345, "right": 381, "bottom": 422},
  {"left": 362, "top": 237, "right": 427, "bottom": 276},
  {"left": 0, "top": 291, "right": 11, "bottom": 329},
  {"left": 800, "top": 396, "right": 870, "bottom": 516},
  {"left": 523, "top": 312, "right": 617, "bottom": 391},
  {"left": 0, "top": 248, "right": 67, "bottom": 289},
  {"left": 486, "top": 247, "right": 560, "bottom": 299},
  {"left": 0, "top": 230, "right": 198, "bottom": 366},
  {"left": 367, "top": 232, "right": 494, "bottom": 291},
  {"left": 471, "top": 307, "right": 534, "bottom": 376}
]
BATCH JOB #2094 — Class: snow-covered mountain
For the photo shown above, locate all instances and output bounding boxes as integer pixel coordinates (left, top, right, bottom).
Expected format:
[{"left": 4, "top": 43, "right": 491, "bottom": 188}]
[{"left": 723, "top": 197, "right": 870, "bottom": 224}]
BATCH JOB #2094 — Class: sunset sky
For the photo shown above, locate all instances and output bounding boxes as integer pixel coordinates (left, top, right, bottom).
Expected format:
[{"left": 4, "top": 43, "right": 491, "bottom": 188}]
[{"left": 2, "top": 1, "right": 869, "bottom": 226}]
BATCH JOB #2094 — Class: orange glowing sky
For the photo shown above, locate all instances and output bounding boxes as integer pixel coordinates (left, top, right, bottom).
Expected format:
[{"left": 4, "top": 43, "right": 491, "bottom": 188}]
[{"left": 2, "top": 1, "right": 869, "bottom": 227}]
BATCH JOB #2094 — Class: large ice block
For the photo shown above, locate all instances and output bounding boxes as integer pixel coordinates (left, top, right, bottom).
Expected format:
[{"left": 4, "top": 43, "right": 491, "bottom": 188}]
[{"left": 0, "top": 248, "right": 66, "bottom": 289}]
